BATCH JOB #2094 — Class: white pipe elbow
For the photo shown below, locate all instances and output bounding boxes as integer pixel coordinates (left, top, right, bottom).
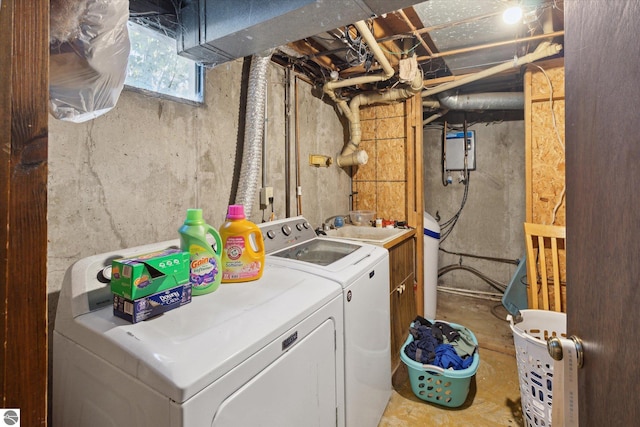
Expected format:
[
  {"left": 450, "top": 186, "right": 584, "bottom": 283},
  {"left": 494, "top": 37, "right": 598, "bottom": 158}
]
[{"left": 337, "top": 150, "right": 369, "bottom": 167}]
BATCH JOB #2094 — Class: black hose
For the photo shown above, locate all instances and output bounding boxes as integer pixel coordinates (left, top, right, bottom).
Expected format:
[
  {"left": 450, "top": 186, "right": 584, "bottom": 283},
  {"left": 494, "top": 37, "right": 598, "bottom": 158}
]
[{"left": 439, "top": 247, "right": 520, "bottom": 265}]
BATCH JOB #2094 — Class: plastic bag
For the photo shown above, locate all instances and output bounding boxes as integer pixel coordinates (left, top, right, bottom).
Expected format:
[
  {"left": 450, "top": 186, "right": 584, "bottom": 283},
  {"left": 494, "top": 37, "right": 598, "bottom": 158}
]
[{"left": 49, "top": 0, "right": 130, "bottom": 123}]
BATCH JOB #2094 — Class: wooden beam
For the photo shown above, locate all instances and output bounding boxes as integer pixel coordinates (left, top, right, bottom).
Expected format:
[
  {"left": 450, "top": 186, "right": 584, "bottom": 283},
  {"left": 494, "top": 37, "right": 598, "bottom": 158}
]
[
  {"left": 405, "top": 95, "right": 424, "bottom": 316},
  {"left": 288, "top": 40, "right": 337, "bottom": 70},
  {"left": 396, "top": 9, "right": 434, "bottom": 57},
  {"left": 368, "top": 19, "right": 402, "bottom": 68},
  {"left": 0, "top": 0, "right": 49, "bottom": 424}
]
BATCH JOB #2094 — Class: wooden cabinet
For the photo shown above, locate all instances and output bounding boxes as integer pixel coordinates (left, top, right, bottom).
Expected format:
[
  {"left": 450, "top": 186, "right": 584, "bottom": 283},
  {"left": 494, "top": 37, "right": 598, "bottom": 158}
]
[{"left": 388, "top": 236, "right": 417, "bottom": 371}]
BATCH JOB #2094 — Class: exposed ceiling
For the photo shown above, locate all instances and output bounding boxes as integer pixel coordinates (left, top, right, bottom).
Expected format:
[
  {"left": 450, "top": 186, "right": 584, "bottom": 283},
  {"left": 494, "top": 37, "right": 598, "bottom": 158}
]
[
  {"left": 130, "top": 0, "right": 564, "bottom": 116},
  {"left": 276, "top": 0, "right": 564, "bottom": 94}
]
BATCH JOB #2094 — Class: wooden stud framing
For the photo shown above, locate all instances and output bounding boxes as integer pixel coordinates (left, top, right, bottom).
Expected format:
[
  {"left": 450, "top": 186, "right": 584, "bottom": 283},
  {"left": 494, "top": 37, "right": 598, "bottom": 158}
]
[{"left": 0, "top": 0, "right": 49, "bottom": 424}]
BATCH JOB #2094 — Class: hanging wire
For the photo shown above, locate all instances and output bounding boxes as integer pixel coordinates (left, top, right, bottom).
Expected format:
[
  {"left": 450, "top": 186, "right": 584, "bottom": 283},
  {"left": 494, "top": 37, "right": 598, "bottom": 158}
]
[
  {"left": 439, "top": 247, "right": 520, "bottom": 265},
  {"left": 380, "top": 42, "right": 422, "bottom": 56},
  {"left": 341, "top": 22, "right": 374, "bottom": 68},
  {"left": 439, "top": 119, "right": 472, "bottom": 243},
  {"left": 438, "top": 173, "right": 470, "bottom": 243}
]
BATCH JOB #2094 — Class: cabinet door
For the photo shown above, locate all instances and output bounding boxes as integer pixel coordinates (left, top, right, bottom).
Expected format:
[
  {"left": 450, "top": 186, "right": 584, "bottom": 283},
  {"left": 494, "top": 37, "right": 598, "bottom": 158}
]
[
  {"left": 389, "top": 238, "right": 414, "bottom": 292},
  {"left": 390, "top": 274, "right": 416, "bottom": 371},
  {"left": 388, "top": 237, "right": 417, "bottom": 371}
]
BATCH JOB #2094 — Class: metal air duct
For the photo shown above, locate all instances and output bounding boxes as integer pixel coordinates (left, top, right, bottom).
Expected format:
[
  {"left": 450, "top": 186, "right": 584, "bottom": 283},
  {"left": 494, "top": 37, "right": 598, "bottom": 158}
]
[
  {"left": 437, "top": 91, "right": 524, "bottom": 110},
  {"left": 178, "top": 0, "right": 424, "bottom": 66}
]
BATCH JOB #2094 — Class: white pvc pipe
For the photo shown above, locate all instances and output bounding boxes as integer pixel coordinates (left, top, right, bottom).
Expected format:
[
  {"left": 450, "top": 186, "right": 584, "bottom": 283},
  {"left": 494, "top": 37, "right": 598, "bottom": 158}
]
[
  {"left": 336, "top": 150, "right": 369, "bottom": 167},
  {"left": 323, "top": 21, "right": 394, "bottom": 94},
  {"left": 421, "top": 42, "right": 563, "bottom": 99},
  {"left": 423, "top": 109, "right": 449, "bottom": 126},
  {"left": 437, "top": 287, "right": 502, "bottom": 302},
  {"left": 323, "top": 20, "right": 424, "bottom": 167}
]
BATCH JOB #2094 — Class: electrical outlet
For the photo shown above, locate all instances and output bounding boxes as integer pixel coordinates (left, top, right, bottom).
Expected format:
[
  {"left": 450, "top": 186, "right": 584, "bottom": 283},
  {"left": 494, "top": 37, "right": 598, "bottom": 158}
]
[{"left": 260, "top": 187, "right": 273, "bottom": 209}]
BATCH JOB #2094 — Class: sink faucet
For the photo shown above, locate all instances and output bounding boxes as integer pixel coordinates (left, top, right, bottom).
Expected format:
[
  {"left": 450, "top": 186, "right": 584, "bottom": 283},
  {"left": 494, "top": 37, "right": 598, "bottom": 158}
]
[{"left": 323, "top": 214, "right": 349, "bottom": 229}]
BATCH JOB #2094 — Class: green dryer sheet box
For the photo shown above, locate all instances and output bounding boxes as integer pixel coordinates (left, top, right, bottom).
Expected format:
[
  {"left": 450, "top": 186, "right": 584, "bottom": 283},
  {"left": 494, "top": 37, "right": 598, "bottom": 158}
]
[{"left": 110, "top": 248, "right": 190, "bottom": 300}]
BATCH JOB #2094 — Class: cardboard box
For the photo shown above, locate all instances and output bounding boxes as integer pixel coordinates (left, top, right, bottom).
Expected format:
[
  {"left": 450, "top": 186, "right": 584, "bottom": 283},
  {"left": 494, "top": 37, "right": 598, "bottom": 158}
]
[
  {"left": 110, "top": 248, "right": 190, "bottom": 300},
  {"left": 113, "top": 282, "right": 192, "bottom": 323}
]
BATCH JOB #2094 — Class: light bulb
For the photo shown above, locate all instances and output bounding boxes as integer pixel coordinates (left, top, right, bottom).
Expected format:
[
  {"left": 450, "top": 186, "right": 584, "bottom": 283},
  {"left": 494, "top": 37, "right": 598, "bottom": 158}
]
[{"left": 503, "top": 6, "right": 523, "bottom": 25}]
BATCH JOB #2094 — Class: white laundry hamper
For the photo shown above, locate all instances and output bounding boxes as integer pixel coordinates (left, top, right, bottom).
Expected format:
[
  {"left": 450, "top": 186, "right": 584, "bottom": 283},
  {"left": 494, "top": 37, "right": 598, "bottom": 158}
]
[{"left": 508, "top": 309, "right": 566, "bottom": 427}]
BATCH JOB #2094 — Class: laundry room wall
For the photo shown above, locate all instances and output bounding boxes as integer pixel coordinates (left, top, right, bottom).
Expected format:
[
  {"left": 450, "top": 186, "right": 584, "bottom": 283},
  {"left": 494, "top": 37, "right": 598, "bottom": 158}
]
[
  {"left": 423, "top": 120, "right": 526, "bottom": 294},
  {"left": 47, "top": 58, "right": 350, "bottom": 322}
]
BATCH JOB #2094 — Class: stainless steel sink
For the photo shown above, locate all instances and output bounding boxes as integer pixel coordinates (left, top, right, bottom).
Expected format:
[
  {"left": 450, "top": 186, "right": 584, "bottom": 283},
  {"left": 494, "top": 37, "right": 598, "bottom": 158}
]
[{"left": 323, "top": 225, "right": 411, "bottom": 245}]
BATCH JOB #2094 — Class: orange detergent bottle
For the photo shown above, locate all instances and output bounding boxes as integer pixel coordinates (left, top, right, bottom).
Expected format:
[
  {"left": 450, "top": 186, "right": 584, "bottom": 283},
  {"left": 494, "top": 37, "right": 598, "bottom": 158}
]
[{"left": 219, "top": 204, "right": 265, "bottom": 283}]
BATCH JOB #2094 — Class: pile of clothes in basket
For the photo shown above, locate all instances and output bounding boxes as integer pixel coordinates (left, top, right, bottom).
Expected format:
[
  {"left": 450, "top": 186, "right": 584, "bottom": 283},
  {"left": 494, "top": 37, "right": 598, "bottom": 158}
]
[{"left": 404, "top": 316, "right": 478, "bottom": 370}]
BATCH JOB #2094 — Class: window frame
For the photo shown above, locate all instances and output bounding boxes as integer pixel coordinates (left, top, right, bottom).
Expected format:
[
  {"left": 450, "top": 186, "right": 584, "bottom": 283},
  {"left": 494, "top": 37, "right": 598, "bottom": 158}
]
[{"left": 124, "top": 20, "right": 205, "bottom": 105}]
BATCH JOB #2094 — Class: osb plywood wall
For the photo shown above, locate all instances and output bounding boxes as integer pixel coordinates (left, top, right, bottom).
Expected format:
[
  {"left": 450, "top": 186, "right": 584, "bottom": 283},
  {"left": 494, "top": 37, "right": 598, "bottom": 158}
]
[
  {"left": 525, "top": 58, "right": 567, "bottom": 311},
  {"left": 525, "top": 58, "right": 566, "bottom": 226},
  {"left": 351, "top": 96, "right": 425, "bottom": 317},
  {"left": 352, "top": 102, "right": 407, "bottom": 222}
]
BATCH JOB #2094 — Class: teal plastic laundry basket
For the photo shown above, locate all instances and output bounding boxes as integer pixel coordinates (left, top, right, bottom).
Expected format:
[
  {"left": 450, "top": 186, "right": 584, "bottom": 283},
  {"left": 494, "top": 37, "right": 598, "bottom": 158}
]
[{"left": 400, "top": 321, "right": 480, "bottom": 408}]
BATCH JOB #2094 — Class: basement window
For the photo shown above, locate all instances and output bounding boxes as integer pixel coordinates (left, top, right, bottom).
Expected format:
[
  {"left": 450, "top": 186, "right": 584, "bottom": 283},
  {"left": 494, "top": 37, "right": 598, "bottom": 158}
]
[{"left": 125, "top": 21, "right": 204, "bottom": 103}]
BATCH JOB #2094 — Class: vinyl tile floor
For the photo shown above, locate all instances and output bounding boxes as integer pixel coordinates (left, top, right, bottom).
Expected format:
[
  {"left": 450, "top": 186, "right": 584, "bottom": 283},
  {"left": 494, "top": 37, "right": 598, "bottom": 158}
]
[{"left": 379, "top": 291, "right": 524, "bottom": 427}]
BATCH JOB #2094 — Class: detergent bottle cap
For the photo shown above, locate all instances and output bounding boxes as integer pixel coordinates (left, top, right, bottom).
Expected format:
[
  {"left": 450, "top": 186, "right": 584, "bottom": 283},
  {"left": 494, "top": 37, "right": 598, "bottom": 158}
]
[
  {"left": 226, "top": 204, "right": 246, "bottom": 220},
  {"left": 184, "top": 208, "right": 204, "bottom": 225}
]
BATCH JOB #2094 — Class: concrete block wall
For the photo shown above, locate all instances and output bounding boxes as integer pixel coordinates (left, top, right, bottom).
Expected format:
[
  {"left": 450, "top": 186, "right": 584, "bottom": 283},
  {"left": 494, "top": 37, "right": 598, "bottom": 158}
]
[
  {"left": 47, "top": 58, "right": 351, "bottom": 316},
  {"left": 423, "top": 121, "right": 526, "bottom": 293}
]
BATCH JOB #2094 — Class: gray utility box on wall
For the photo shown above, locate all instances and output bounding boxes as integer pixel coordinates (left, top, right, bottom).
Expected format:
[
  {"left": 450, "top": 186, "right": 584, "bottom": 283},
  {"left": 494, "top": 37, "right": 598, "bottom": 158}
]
[{"left": 445, "top": 131, "right": 476, "bottom": 171}]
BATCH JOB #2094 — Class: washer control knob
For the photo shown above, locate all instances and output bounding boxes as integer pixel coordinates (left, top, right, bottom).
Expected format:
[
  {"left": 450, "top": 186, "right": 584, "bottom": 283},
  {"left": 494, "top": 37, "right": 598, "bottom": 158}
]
[
  {"left": 266, "top": 230, "right": 276, "bottom": 240},
  {"left": 282, "top": 225, "right": 292, "bottom": 236},
  {"left": 296, "top": 223, "right": 304, "bottom": 231},
  {"left": 302, "top": 221, "right": 310, "bottom": 229},
  {"left": 97, "top": 265, "right": 112, "bottom": 283}
]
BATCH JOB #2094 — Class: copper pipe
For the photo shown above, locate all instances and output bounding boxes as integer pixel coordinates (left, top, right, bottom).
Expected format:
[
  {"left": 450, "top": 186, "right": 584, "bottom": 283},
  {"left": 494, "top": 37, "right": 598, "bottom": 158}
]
[
  {"left": 284, "top": 67, "right": 292, "bottom": 216},
  {"left": 294, "top": 75, "right": 302, "bottom": 215}
]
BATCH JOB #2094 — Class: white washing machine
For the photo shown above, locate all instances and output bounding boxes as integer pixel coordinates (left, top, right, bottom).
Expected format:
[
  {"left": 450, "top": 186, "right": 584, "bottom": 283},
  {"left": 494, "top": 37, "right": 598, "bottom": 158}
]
[
  {"left": 53, "top": 239, "right": 345, "bottom": 427},
  {"left": 259, "top": 216, "right": 391, "bottom": 427}
]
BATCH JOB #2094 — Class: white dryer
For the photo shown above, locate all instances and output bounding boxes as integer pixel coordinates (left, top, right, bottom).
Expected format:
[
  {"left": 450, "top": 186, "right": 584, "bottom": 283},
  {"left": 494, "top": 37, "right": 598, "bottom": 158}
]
[
  {"left": 259, "top": 217, "right": 391, "bottom": 427},
  {"left": 53, "top": 240, "right": 345, "bottom": 427}
]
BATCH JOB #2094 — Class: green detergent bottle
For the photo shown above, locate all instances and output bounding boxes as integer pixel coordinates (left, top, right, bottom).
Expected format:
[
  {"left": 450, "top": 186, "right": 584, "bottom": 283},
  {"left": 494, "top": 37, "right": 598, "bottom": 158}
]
[{"left": 179, "top": 209, "right": 223, "bottom": 296}]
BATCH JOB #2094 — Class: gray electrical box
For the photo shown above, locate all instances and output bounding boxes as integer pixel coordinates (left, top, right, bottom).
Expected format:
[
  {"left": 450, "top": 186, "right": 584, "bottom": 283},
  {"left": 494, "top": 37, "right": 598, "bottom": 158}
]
[{"left": 445, "top": 131, "right": 476, "bottom": 171}]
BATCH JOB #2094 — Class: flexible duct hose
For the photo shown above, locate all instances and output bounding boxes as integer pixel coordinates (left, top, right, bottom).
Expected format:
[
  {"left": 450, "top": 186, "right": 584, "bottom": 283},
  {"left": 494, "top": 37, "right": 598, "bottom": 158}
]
[{"left": 235, "top": 51, "right": 272, "bottom": 217}]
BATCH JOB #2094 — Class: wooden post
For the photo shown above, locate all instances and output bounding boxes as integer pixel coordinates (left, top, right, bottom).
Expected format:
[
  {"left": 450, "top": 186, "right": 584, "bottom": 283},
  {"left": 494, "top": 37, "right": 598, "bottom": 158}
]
[{"left": 0, "top": 0, "right": 49, "bottom": 424}]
